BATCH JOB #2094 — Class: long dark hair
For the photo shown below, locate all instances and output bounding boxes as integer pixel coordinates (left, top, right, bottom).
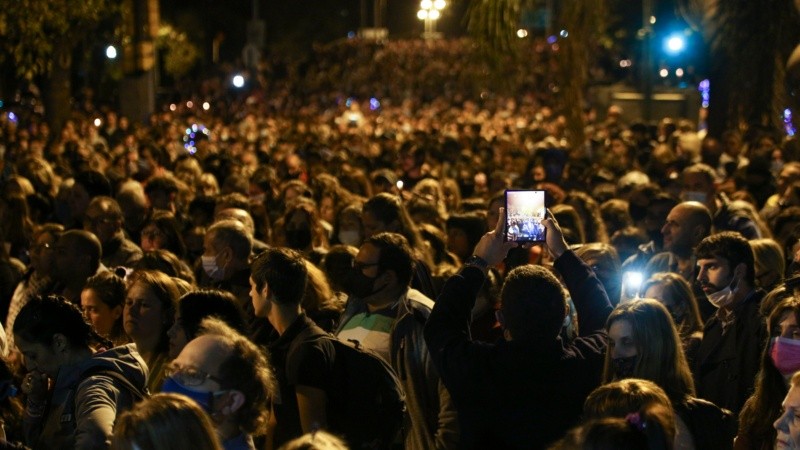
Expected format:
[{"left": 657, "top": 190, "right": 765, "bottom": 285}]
[
  {"left": 13, "top": 294, "right": 111, "bottom": 350},
  {"left": 738, "top": 297, "right": 800, "bottom": 448}
]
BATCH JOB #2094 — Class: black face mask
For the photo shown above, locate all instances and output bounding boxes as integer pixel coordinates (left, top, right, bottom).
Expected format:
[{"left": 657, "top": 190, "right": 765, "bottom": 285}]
[
  {"left": 285, "top": 228, "right": 312, "bottom": 250},
  {"left": 612, "top": 355, "right": 638, "bottom": 379},
  {"left": 345, "top": 267, "right": 380, "bottom": 299}
]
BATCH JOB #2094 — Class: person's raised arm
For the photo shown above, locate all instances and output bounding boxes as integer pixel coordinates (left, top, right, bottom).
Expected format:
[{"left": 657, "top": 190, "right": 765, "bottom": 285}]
[{"left": 542, "top": 212, "right": 613, "bottom": 336}]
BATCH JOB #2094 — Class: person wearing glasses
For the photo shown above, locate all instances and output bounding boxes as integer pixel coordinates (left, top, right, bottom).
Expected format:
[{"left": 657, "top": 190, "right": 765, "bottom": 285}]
[
  {"left": 162, "top": 317, "right": 275, "bottom": 450},
  {"left": 336, "top": 232, "right": 458, "bottom": 450}
]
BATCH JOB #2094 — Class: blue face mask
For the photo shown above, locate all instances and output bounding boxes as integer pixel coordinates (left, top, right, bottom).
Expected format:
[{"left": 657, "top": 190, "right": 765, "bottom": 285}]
[{"left": 161, "top": 377, "right": 215, "bottom": 411}]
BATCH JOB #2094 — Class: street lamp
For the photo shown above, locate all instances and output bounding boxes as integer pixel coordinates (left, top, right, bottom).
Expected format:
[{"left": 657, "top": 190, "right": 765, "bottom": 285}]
[{"left": 417, "top": 0, "right": 446, "bottom": 39}]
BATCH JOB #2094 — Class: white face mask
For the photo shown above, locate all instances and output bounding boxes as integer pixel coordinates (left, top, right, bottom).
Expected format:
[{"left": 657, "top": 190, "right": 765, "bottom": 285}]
[
  {"left": 201, "top": 255, "right": 223, "bottom": 281},
  {"left": 682, "top": 191, "right": 708, "bottom": 203},
  {"left": 706, "top": 275, "right": 739, "bottom": 309},
  {"left": 338, "top": 229, "right": 361, "bottom": 247}
]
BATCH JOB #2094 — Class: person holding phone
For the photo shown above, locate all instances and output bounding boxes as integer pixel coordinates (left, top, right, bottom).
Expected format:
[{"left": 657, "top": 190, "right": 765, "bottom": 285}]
[{"left": 424, "top": 208, "right": 613, "bottom": 449}]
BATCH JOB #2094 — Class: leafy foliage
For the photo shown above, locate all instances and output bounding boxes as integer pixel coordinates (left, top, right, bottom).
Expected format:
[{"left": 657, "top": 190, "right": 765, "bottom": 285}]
[
  {"left": 157, "top": 24, "right": 201, "bottom": 80},
  {"left": 0, "top": 0, "right": 118, "bottom": 79}
]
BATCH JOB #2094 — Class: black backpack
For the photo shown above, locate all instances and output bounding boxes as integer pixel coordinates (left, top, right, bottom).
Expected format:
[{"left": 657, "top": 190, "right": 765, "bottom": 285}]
[{"left": 288, "top": 331, "right": 407, "bottom": 449}]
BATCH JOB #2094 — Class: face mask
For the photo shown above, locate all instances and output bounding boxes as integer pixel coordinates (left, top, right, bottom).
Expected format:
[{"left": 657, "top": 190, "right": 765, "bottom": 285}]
[
  {"left": 682, "top": 191, "right": 708, "bottom": 203},
  {"left": 770, "top": 337, "right": 800, "bottom": 377},
  {"left": 612, "top": 355, "right": 638, "bottom": 379},
  {"left": 161, "top": 377, "right": 215, "bottom": 412},
  {"left": 285, "top": 228, "right": 313, "bottom": 249},
  {"left": 705, "top": 275, "right": 739, "bottom": 309},
  {"left": 201, "top": 255, "right": 223, "bottom": 281},
  {"left": 345, "top": 268, "right": 380, "bottom": 299},
  {"left": 338, "top": 229, "right": 361, "bottom": 247}
]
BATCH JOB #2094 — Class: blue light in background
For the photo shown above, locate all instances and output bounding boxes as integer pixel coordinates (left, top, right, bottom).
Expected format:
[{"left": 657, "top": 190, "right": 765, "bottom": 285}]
[
  {"left": 785, "top": 108, "right": 796, "bottom": 137},
  {"left": 369, "top": 98, "right": 380, "bottom": 111},
  {"left": 546, "top": 35, "right": 557, "bottom": 45},
  {"left": 664, "top": 34, "right": 685, "bottom": 55},
  {"left": 698, "top": 79, "right": 710, "bottom": 108}
]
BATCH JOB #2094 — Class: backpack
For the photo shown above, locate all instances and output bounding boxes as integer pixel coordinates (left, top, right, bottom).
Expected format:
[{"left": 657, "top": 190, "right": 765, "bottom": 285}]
[{"left": 288, "top": 330, "right": 407, "bottom": 449}]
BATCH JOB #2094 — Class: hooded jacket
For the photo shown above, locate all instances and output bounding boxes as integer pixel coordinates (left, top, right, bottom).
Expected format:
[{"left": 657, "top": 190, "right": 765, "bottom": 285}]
[{"left": 25, "top": 343, "right": 148, "bottom": 450}]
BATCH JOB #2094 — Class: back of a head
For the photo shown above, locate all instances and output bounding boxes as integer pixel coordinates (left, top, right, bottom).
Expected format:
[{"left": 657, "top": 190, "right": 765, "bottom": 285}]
[
  {"left": 277, "top": 430, "right": 349, "bottom": 450},
  {"left": 363, "top": 192, "right": 403, "bottom": 225},
  {"left": 583, "top": 378, "right": 673, "bottom": 421},
  {"left": 500, "top": 264, "right": 566, "bottom": 342},
  {"left": 250, "top": 247, "right": 308, "bottom": 305},
  {"left": 179, "top": 290, "right": 248, "bottom": 341},
  {"left": 550, "top": 405, "right": 675, "bottom": 450},
  {"left": 111, "top": 393, "right": 223, "bottom": 450}
]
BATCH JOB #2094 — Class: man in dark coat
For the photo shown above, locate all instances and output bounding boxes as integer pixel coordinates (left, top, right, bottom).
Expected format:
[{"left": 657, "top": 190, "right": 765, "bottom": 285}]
[
  {"left": 693, "top": 231, "right": 766, "bottom": 415},
  {"left": 424, "top": 209, "right": 613, "bottom": 449}
]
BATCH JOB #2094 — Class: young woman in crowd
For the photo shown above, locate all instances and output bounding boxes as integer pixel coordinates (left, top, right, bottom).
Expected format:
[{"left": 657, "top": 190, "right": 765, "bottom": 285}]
[
  {"left": 736, "top": 297, "right": 800, "bottom": 449},
  {"left": 124, "top": 269, "right": 179, "bottom": 393},
  {"left": 81, "top": 271, "right": 128, "bottom": 347},
  {"left": 640, "top": 273, "right": 704, "bottom": 364},
  {"left": 604, "top": 299, "right": 734, "bottom": 448}
]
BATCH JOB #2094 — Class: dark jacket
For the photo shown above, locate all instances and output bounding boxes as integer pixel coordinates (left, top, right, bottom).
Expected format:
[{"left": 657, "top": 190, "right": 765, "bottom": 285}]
[
  {"left": 675, "top": 396, "right": 735, "bottom": 450},
  {"left": 424, "top": 250, "right": 613, "bottom": 449},
  {"left": 25, "top": 344, "right": 148, "bottom": 450},
  {"left": 693, "top": 289, "right": 766, "bottom": 415},
  {"left": 337, "top": 289, "right": 458, "bottom": 450}
]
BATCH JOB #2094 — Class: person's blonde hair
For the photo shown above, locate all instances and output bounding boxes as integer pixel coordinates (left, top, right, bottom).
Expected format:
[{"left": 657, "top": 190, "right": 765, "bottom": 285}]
[
  {"left": 750, "top": 238, "right": 785, "bottom": 286},
  {"left": 278, "top": 430, "right": 349, "bottom": 450},
  {"left": 602, "top": 299, "right": 695, "bottom": 404},
  {"left": 111, "top": 393, "right": 222, "bottom": 450}
]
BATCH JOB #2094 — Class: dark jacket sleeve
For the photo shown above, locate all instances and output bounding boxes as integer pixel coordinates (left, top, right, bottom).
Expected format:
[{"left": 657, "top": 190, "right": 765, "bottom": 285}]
[
  {"left": 553, "top": 250, "right": 614, "bottom": 336},
  {"left": 424, "top": 265, "right": 488, "bottom": 392}
]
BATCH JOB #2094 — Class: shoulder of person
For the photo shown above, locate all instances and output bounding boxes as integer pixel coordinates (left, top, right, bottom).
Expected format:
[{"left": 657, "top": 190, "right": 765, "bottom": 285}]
[{"left": 403, "top": 289, "right": 434, "bottom": 318}]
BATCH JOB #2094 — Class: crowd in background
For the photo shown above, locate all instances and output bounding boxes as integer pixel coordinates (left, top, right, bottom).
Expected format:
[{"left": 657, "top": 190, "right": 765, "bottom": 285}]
[{"left": 0, "top": 37, "right": 800, "bottom": 449}]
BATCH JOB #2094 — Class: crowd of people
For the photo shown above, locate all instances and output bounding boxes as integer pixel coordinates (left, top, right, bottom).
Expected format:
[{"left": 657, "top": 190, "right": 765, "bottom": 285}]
[{"left": 0, "top": 36, "right": 799, "bottom": 449}]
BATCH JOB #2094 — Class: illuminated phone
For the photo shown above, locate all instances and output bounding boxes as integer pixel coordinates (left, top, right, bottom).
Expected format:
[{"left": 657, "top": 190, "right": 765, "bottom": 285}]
[{"left": 504, "top": 190, "right": 546, "bottom": 243}]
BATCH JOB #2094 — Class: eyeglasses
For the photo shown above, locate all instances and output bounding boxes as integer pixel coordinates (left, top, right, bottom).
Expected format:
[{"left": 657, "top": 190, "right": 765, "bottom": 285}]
[{"left": 164, "top": 363, "right": 224, "bottom": 387}]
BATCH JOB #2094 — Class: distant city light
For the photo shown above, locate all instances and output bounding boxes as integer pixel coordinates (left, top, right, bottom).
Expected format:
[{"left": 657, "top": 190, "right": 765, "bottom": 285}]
[
  {"left": 433, "top": 0, "right": 446, "bottom": 9},
  {"left": 186, "top": 101, "right": 194, "bottom": 109},
  {"left": 675, "top": 68, "right": 685, "bottom": 77},
  {"left": 665, "top": 34, "right": 685, "bottom": 54},
  {"left": 421, "top": 0, "right": 432, "bottom": 8},
  {"left": 619, "top": 59, "right": 632, "bottom": 68},
  {"left": 699, "top": 79, "right": 710, "bottom": 108},
  {"left": 659, "top": 69, "right": 669, "bottom": 78},
  {"left": 93, "top": 118, "right": 102, "bottom": 127},
  {"left": 429, "top": 9, "right": 440, "bottom": 19},
  {"left": 785, "top": 108, "right": 796, "bottom": 137},
  {"left": 559, "top": 29, "right": 568, "bottom": 38},
  {"left": 417, "top": 10, "right": 428, "bottom": 19},
  {"left": 169, "top": 104, "right": 177, "bottom": 111},
  {"left": 347, "top": 31, "right": 356, "bottom": 39},
  {"left": 106, "top": 45, "right": 117, "bottom": 59},
  {"left": 546, "top": 35, "right": 557, "bottom": 45},
  {"left": 517, "top": 29, "right": 528, "bottom": 38},
  {"left": 369, "top": 98, "right": 381, "bottom": 110},
  {"left": 7, "top": 112, "right": 17, "bottom": 123},
  {"left": 202, "top": 102, "right": 210, "bottom": 111},
  {"left": 232, "top": 75, "right": 245, "bottom": 88},
  {"left": 649, "top": 16, "right": 656, "bottom": 24}
]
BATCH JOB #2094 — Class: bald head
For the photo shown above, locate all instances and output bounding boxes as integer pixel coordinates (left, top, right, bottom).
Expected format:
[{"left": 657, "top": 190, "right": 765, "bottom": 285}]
[{"left": 661, "top": 202, "right": 713, "bottom": 257}]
